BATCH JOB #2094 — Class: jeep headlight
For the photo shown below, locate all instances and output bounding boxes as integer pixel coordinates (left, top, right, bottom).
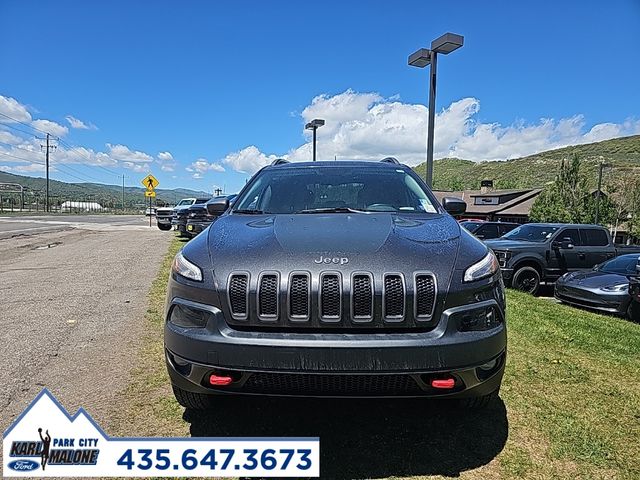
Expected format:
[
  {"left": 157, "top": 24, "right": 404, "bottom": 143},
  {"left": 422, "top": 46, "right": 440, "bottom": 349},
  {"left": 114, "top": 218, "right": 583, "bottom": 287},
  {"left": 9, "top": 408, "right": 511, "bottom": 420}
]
[
  {"left": 464, "top": 251, "right": 499, "bottom": 282},
  {"left": 172, "top": 251, "right": 203, "bottom": 282}
]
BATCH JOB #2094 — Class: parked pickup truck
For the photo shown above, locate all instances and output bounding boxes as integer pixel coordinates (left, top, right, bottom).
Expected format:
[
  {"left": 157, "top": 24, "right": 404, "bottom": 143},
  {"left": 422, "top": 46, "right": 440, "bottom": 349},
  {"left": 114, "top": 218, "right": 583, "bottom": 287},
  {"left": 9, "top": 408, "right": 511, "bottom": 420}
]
[
  {"left": 156, "top": 198, "right": 197, "bottom": 231},
  {"left": 485, "top": 223, "right": 640, "bottom": 295}
]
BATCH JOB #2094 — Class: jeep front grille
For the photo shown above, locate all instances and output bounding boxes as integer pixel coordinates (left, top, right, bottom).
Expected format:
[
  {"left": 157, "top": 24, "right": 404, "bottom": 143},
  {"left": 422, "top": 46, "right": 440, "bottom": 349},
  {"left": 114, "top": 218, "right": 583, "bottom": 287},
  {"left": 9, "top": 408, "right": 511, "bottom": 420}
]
[
  {"left": 289, "top": 274, "right": 310, "bottom": 319},
  {"left": 320, "top": 273, "right": 341, "bottom": 320},
  {"left": 223, "top": 271, "right": 437, "bottom": 330},
  {"left": 228, "top": 274, "right": 248, "bottom": 319},
  {"left": 383, "top": 274, "right": 405, "bottom": 320},
  {"left": 352, "top": 274, "right": 373, "bottom": 319},
  {"left": 258, "top": 273, "right": 279, "bottom": 319},
  {"left": 415, "top": 274, "right": 436, "bottom": 318}
]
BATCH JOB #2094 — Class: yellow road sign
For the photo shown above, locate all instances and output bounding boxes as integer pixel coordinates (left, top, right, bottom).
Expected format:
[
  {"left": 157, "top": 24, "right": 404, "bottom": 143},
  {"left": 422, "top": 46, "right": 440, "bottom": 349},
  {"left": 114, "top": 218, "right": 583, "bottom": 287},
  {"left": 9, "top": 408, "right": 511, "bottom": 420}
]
[
  {"left": 141, "top": 174, "right": 159, "bottom": 190},
  {"left": 145, "top": 190, "right": 156, "bottom": 198}
]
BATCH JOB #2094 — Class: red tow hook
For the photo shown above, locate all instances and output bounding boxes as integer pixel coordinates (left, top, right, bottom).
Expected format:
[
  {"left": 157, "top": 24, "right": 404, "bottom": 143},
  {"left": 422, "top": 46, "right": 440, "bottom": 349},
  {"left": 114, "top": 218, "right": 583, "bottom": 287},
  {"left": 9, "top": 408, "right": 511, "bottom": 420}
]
[
  {"left": 209, "top": 374, "right": 234, "bottom": 386},
  {"left": 431, "top": 378, "right": 455, "bottom": 389}
]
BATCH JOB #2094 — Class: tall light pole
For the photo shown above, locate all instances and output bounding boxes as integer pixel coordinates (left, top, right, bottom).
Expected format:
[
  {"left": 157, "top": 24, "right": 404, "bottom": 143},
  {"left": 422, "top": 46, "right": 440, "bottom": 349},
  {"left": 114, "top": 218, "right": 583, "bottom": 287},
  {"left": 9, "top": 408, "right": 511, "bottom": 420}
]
[
  {"left": 409, "top": 33, "right": 464, "bottom": 188},
  {"left": 305, "top": 118, "right": 325, "bottom": 161}
]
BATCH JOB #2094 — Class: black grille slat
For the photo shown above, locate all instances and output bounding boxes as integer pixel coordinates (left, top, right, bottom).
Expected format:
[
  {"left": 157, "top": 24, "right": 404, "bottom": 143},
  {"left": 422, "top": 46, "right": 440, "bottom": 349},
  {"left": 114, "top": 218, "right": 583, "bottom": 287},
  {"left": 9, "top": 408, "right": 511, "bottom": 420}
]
[
  {"left": 289, "top": 275, "right": 309, "bottom": 318},
  {"left": 243, "top": 372, "right": 422, "bottom": 396},
  {"left": 384, "top": 275, "right": 404, "bottom": 319},
  {"left": 228, "top": 274, "right": 248, "bottom": 317},
  {"left": 320, "top": 274, "right": 341, "bottom": 319},
  {"left": 415, "top": 275, "right": 436, "bottom": 318},
  {"left": 258, "top": 274, "right": 278, "bottom": 318},
  {"left": 352, "top": 275, "right": 373, "bottom": 318}
]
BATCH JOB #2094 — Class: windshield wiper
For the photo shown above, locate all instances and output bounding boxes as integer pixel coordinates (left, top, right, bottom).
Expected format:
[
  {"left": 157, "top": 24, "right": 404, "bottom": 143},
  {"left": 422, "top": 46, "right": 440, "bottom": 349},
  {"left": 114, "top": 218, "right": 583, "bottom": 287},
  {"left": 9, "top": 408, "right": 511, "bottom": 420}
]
[
  {"left": 234, "top": 209, "right": 269, "bottom": 214},
  {"left": 295, "top": 207, "right": 368, "bottom": 214}
]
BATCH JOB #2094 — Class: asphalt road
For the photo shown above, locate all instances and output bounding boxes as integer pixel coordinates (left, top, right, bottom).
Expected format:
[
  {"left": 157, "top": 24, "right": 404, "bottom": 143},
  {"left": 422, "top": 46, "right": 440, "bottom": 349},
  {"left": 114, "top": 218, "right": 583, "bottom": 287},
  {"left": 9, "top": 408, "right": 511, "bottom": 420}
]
[
  {"left": 0, "top": 214, "right": 155, "bottom": 239},
  {"left": 0, "top": 215, "right": 171, "bottom": 434}
]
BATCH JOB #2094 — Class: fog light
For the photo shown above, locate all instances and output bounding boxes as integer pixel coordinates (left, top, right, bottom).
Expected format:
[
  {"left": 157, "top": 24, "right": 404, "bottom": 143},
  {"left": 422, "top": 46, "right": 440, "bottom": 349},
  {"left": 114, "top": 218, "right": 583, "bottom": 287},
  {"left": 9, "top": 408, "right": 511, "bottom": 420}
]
[
  {"left": 457, "top": 306, "right": 501, "bottom": 332},
  {"left": 479, "top": 359, "right": 497, "bottom": 371},
  {"left": 169, "top": 304, "right": 212, "bottom": 328},
  {"left": 431, "top": 378, "right": 455, "bottom": 389}
]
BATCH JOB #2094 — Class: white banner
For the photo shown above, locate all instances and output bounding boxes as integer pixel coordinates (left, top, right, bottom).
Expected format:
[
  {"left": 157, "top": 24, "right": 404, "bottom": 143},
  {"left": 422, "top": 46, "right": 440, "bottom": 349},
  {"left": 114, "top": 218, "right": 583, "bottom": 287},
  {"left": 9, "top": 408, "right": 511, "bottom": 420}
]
[{"left": 3, "top": 389, "right": 319, "bottom": 477}]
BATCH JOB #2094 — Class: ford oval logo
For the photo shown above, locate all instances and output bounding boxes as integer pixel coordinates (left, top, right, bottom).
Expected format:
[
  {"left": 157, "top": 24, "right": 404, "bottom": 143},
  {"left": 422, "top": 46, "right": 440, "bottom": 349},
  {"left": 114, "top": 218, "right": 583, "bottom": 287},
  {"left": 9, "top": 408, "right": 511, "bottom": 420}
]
[{"left": 8, "top": 459, "right": 39, "bottom": 471}]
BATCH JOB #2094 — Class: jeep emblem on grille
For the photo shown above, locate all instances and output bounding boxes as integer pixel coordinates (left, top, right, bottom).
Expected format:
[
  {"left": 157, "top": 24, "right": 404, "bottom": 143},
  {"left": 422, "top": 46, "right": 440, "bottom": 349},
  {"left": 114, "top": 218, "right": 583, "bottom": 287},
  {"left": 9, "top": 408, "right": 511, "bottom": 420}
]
[{"left": 314, "top": 255, "right": 349, "bottom": 265}]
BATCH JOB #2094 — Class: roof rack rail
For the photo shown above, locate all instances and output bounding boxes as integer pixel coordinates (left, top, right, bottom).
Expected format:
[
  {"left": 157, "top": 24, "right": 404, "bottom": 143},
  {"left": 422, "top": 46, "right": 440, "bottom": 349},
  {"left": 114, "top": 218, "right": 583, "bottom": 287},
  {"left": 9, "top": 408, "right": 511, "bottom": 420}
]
[
  {"left": 271, "top": 158, "right": 290, "bottom": 166},
  {"left": 380, "top": 157, "right": 400, "bottom": 164}
]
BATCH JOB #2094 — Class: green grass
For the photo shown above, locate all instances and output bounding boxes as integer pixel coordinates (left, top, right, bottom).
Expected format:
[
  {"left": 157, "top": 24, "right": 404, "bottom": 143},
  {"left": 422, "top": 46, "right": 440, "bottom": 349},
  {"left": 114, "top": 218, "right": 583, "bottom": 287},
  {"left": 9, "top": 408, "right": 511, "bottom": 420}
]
[{"left": 114, "top": 241, "right": 640, "bottom": 479}]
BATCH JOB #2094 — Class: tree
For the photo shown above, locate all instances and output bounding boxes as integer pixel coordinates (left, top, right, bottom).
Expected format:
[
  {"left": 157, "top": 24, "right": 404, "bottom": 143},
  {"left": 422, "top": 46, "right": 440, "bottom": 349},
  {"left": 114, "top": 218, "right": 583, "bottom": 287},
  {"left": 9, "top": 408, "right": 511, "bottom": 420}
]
[{"left": 529, "top": 154, "right": 617, "bottom": 225}]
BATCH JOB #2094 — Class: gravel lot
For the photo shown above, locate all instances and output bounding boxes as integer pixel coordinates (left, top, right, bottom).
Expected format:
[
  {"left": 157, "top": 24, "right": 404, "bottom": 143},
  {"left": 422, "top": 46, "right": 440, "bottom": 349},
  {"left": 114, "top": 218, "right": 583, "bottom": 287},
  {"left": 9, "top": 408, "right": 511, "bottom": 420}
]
[{"left": 0, "top": 220, "right": 171, "bottom": 433}]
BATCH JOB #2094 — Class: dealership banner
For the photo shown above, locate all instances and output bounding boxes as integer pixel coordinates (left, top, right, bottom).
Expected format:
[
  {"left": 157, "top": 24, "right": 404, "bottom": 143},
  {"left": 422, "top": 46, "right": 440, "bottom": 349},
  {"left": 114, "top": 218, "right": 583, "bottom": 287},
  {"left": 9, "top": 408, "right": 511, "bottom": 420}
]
[{"left": 2, "top": 389, "right": 319, "bottom": 477}]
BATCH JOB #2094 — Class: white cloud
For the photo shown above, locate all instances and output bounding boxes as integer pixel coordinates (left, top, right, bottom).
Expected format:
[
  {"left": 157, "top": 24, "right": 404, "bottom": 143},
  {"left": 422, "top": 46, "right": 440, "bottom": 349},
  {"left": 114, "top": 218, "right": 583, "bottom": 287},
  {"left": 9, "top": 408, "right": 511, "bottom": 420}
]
[
  {"left": 65, "top": 115, "right": 97, "bottom": 130},
  {"left": 106, "top": 143, "right": 153, "bottom": 163},
  {"left": 0, "top": 163, "right": 46, "bottom": 173},
  {"left": 0, "top": 95, "right": 32, "bottom": 123},
  {"left": 222, "top": 90, "right": 640, "bottom": 174},
  {"left": 157, "top": 151, "right": 176, "bottom": 172},
  {"left": 31, "top": 119, "right": 69, "bottom": 138},
  {"left": 186, "top": 158, "right": 225, "bottom": 178},
  {"left": 0, "top": 130, "right": 22, "bottom": 145}
]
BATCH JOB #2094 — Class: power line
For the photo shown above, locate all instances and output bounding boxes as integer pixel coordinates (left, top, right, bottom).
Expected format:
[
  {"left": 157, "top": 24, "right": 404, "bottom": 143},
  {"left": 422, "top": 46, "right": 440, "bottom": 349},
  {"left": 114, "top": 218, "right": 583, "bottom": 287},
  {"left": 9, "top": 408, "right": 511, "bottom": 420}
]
[
  {"left": 56, "top": 137, "right": 121, "bottom": 177},
  {"left": 0, "top": 111, "right": 51, "bottom": 136},
  {"left": 0, "top": 151, "right": 45, "bottom": 164},
  {"left": 0, "top": 121, "right": 40, "bottom": 138}
]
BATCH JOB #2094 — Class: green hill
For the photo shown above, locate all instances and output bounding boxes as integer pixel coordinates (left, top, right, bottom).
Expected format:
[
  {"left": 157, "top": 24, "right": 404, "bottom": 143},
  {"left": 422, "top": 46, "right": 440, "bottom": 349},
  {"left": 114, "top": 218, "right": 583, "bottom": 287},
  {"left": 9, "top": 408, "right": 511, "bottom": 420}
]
[
  {"left": 0, "top": 170, "right": 211, "bottom": 208},
  {"left": 416, "top": 134, "right": 640, "bottom": 190}
]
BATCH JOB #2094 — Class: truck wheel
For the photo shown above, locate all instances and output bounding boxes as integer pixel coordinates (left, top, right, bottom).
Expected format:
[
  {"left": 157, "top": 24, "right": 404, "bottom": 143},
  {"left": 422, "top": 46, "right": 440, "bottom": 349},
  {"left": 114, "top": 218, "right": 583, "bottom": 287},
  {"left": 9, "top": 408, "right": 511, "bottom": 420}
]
[
  {"left": 458, "top": 390, "right": 499, "bottom": 410},
  {"left": 627, "top": 304, "right": 640, "bottom": 323},
  {"left": 172, "top": 385, "right": 216, "bottom": 410},
  {"left": 158, "top": 224, "right": 172, "bottom": 231},
  {"left": 512, "top": 266, "right": 540, "bottom": 295}
]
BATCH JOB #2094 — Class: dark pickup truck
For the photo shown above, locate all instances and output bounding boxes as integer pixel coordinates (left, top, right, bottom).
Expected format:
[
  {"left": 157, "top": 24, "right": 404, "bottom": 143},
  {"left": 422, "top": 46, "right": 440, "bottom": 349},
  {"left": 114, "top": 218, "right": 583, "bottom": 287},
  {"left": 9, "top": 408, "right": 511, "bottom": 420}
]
[{"left": 485, "top": 223, "right": 640, "bottom": 294}]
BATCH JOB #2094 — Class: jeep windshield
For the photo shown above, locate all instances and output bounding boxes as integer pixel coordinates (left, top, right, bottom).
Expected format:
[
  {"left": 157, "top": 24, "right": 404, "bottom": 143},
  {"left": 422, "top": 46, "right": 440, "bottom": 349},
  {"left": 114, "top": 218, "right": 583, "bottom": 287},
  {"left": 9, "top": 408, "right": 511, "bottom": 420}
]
[
  {"left": 501, "top": 225, "right": 559, "bottom": 242},
  {"left": 232, "top": 165, "right": 439, "bottom": 214}
]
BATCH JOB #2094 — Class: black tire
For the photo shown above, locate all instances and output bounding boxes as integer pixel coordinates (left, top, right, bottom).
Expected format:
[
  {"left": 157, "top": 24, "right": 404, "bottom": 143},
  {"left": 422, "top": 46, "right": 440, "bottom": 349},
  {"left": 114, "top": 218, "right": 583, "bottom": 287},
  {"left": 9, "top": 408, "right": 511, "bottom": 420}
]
[
  {"left": 627, "top": 303, "right": 640, "bottom": 323},
  {"left": 157, "top": 223, "right": 172, "bottom": 231},
  {"left": 172, "top": 385, "right": 216, "bottom": 410},
  {"left": 458, "top": 390, "right": 499, "bottom": 410},
  {"left": 512, "top": 266, "right": 541, "bottom": 295}
]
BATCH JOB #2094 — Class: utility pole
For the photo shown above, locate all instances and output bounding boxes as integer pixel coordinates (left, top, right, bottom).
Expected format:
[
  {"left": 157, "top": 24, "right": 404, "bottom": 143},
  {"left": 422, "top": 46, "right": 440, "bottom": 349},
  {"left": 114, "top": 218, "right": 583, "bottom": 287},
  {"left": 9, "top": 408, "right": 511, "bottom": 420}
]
[
  {"left": 122, "top": 174, "right": 125, "bottom": 211},
  {"left": 40, "top": 133, "right": 56, "bottom": 212}
]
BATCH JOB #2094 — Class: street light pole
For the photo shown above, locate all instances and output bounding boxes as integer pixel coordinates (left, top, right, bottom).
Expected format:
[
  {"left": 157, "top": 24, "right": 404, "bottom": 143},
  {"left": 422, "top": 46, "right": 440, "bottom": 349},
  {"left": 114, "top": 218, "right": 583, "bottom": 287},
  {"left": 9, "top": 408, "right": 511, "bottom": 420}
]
[
  {"left": 409, "top": 33, "right": 464, "bottom": 188},
  {"left": 425, "top": 52, "right": 438, "bottom": 188},
  {"left": 305, "top": 119, "right": 325, "bottom": 161}
]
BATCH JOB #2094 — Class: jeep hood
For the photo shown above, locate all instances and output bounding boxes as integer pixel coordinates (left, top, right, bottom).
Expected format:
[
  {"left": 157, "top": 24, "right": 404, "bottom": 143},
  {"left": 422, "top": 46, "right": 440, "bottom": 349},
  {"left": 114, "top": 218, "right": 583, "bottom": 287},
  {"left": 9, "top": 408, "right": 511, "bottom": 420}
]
[{"left": 206, "top": 213, "right": 461, "bottom": 282}]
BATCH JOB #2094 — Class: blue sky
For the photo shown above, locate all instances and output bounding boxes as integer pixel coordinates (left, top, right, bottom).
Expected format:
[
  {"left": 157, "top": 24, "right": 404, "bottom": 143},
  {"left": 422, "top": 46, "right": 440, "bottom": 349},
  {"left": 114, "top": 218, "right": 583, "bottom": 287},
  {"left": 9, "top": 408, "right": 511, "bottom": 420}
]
[{"left": 1, "top": 0, "right": 639, "bottom": 194}]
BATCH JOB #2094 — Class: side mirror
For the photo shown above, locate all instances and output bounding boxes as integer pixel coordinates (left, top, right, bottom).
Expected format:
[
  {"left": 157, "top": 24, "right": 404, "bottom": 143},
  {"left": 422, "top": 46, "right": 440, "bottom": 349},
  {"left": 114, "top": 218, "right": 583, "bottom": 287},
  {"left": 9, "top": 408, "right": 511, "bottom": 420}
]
[
  {"left": 206, "top": 197, "right": 229, "bottom": 216},
  {"left": 560, "top": 238, "right": 574, "bottom": 249},
  {"left": 552, "top": 239, "right": 573, "bottom": 250},
  {"left": 442, "top": 197, "right": 467, "bottom": 216}
]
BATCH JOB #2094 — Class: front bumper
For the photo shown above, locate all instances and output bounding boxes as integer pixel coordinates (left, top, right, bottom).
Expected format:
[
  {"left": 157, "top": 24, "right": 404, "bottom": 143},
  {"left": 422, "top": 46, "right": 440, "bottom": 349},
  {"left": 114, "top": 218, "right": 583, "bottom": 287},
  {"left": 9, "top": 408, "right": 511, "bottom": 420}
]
[
  {"left": 164, "top": 297, "right": 506, "bottom": 398},
  {"left": 499, "top": 268, "right": 514, "bottom": 282},
  {"left": 157, "top": 216, "right": 172, "bottom": 225},
  {"left": 186, "top": 221, "right": 211, "bottom": 235},
  {"left": 554, "top": 283, "right": 629, "bottom": 315}
]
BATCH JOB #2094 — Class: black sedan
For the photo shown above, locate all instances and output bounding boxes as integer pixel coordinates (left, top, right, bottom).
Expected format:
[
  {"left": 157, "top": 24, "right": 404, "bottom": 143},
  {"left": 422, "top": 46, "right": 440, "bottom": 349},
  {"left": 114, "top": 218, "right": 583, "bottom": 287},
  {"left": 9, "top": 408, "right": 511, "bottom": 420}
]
[{"left": 555, "top": 254, "right": 640, "bottom": 319}]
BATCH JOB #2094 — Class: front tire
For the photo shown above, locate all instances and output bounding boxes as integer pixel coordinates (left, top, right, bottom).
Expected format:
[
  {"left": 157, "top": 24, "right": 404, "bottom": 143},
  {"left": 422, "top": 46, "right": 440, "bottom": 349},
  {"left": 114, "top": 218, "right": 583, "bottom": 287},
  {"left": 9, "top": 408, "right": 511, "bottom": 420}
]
[
  {"left": 172, "top": 385, "right": 216, "bottom": 410},
  {"left": 157, "top": 223, "right": 172, "bottom": 231},
  {"left": 512, "top": 266, "right": 540, "bottom": 295}
]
